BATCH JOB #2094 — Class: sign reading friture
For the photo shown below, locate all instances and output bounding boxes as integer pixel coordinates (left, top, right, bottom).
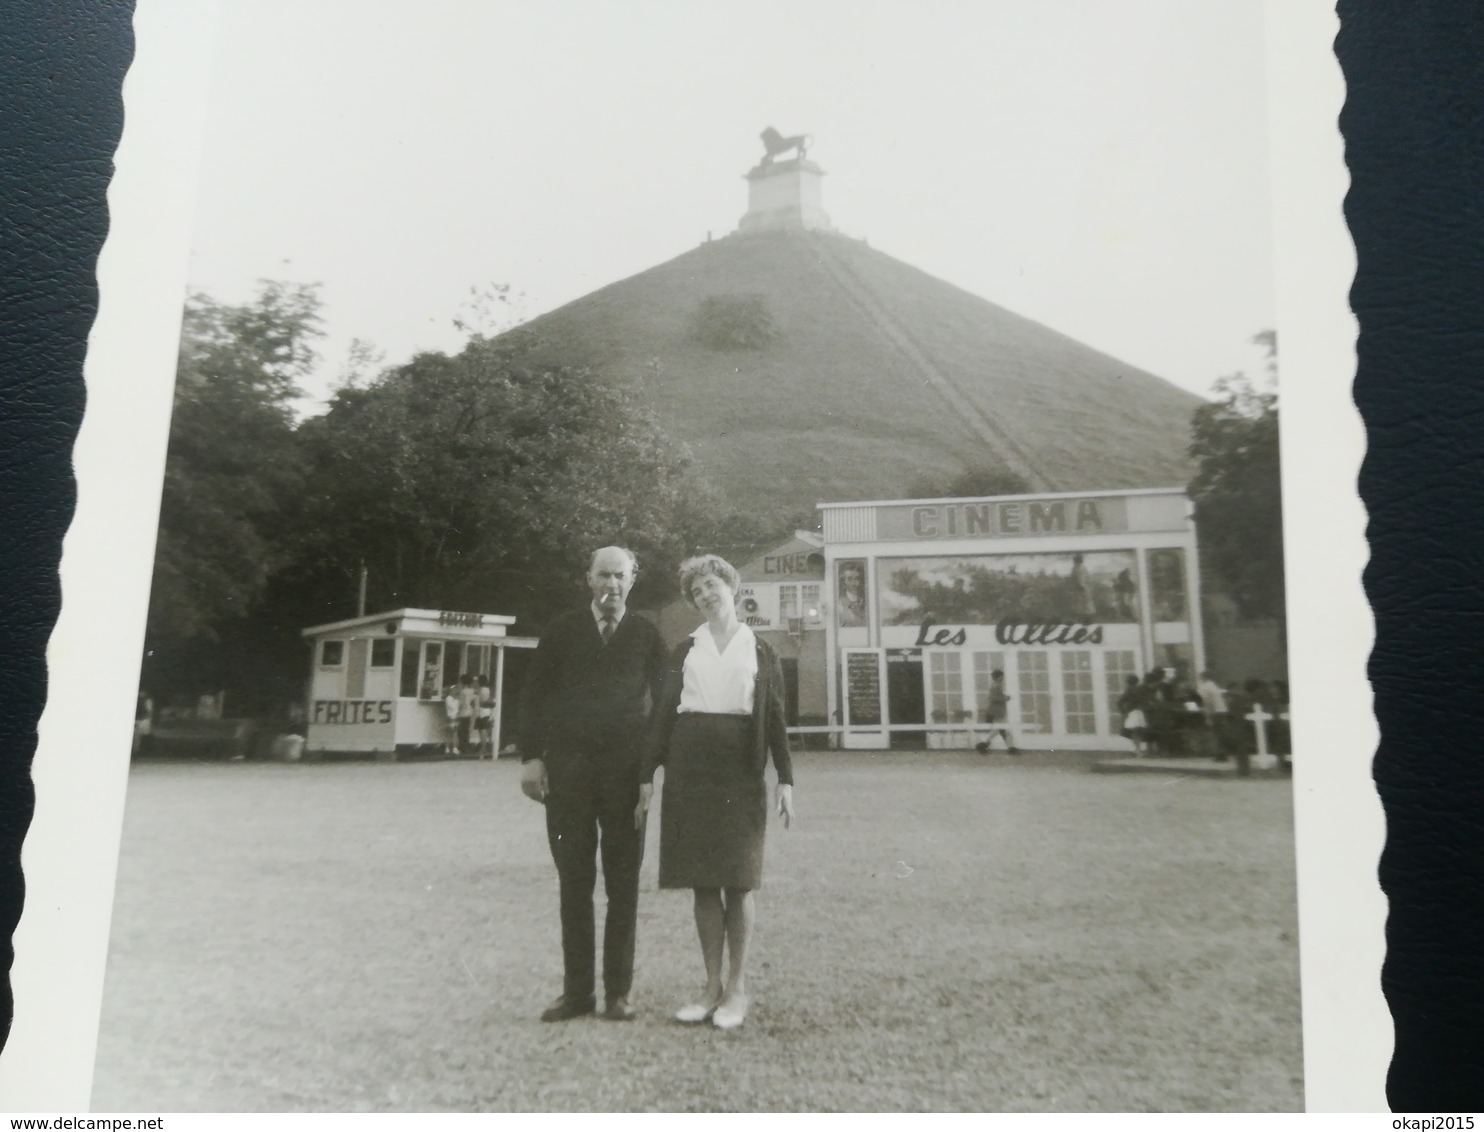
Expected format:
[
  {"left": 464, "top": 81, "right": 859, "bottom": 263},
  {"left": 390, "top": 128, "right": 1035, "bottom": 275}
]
[
  {"left": 877, "top": 497, "right": 1130, "bottom": 541},
  {"left": 437, "top": 611, "right": 485, "bottom": 628}
]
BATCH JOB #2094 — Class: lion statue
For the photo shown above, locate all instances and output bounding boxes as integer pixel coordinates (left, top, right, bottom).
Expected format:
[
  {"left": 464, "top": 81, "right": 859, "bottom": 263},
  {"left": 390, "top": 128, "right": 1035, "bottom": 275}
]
[{"left": 759, "top": 126, "right": 811, "bottom": 166}]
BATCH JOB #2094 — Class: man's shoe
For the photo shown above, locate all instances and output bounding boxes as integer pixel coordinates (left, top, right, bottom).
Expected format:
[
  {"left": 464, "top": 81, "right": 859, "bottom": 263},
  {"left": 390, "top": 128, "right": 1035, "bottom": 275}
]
[
  {"left": 602, "top": 996, "right": 637, "bottom": 1021},
  {"left": 540, "top": 994, "right": 596, "bottom": 1022},
  {"left": 974, "top": 742, "right": 989, "bottom": 754}
]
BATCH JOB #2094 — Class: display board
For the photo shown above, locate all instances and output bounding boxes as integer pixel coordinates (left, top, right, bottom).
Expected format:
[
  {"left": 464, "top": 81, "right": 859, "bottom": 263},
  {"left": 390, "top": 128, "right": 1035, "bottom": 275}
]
[{"left": 842, "top": 646, "right": 888, "bottom": 749}]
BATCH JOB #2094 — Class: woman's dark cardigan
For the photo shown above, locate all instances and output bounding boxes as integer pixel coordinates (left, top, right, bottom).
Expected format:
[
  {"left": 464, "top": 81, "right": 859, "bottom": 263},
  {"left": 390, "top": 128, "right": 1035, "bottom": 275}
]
[{"left": 640, "top": 634, "right": 795, "bottom": 787}]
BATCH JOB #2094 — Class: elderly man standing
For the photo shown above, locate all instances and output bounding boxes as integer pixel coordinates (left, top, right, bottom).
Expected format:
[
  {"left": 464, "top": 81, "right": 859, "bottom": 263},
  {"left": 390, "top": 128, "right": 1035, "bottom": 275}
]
[{"left": 517, "top": 546, "right": 668, "bottom": 1022}]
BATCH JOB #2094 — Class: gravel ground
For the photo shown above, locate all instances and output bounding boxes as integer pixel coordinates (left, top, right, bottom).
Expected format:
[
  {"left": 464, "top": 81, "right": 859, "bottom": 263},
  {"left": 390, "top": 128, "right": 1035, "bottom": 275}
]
[{"left": 92, "top": 751, "right": 1302, "bottom": 1111}]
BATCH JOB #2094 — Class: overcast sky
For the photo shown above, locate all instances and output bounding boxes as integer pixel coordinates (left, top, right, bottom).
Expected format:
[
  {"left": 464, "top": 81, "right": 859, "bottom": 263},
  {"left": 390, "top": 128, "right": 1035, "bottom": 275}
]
[{"left": 185, "top": 0, "right": 1275, "bottom": 408}]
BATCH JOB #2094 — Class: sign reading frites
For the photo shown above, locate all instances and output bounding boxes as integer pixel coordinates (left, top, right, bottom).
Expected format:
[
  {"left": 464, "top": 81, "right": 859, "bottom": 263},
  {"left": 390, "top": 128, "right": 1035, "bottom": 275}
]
[{"left": 312, "top": 699, "right": 393, "bottom": 725}]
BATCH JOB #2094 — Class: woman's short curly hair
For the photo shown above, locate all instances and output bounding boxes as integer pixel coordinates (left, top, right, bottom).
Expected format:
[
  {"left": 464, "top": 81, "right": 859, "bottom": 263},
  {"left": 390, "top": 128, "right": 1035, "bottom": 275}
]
[{"left": 677, "top": 554, "right": 741, "bottom": 607}]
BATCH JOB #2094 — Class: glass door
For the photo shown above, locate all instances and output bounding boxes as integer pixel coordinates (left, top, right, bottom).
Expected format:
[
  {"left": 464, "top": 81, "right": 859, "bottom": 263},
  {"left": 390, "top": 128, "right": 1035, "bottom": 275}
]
[
  {"left": 1103, "top": 648, "right": 1140, "bottom": 736},
  {"left": 925, "top": 649, "right": 964, "bottom": 726},
  {"left": 969, "top": 651, "right": 1008, "bottom": 722},
  {"left": 1059, "top": 650, "right": 1096, "bottom": 735},
  {"left": 1017, "top": 651, "right": 1054, "bottom": 739}
]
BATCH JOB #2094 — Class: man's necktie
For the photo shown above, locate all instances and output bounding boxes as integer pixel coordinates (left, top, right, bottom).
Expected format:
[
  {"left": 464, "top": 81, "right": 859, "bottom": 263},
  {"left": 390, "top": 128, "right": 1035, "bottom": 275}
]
[{"left": 601, "top": 615, "right": 616, "bottom": 644}]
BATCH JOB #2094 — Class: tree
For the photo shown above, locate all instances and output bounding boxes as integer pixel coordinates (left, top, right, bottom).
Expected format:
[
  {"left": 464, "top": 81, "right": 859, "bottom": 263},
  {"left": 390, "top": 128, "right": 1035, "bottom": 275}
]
[
  {"left": 1187, "top": 331, "right": 1284, "bottom": 621},
  {"left": 451, "top": 282, "right": 529, "bottom": 342},
  {"left": 288, "top": 333, "right": 708, "bottom": 628},
  {"left": 906, "top": 465, "right": 1031, "bottom": 500},
  {"left": 146, "top": 282, "right": 322, "bottom": 642}
]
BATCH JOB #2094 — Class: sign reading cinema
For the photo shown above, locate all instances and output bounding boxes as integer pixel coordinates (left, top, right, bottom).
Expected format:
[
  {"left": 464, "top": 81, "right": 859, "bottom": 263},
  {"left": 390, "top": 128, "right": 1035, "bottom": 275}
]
[{"left": 891, "top": 497, "right": 1126, "bottom": 540}]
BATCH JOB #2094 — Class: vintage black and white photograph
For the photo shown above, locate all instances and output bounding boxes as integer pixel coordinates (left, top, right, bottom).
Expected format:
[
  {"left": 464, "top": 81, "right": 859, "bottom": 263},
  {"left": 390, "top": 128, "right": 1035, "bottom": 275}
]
[{"left": 3, "top": 0, "right": 1384, "bottom": 1114}]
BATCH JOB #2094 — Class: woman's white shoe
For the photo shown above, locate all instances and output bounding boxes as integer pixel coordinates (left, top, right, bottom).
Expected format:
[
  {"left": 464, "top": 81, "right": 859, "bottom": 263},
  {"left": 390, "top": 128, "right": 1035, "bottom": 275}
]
[
  {"left": 674, "top": 1002, "right": 717, "bottom": 1024},
  {"left": 711, "top": 997, "right": 748, "bottom": 1030}
]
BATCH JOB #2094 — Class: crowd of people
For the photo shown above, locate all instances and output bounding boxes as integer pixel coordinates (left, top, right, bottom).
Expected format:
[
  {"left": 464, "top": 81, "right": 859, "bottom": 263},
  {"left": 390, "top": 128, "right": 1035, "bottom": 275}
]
[
  {"left": 1116, "top": 666, "right": 1290, "bottom": 761},
  {"left": 441, "top": 673, "right": 495, "bottom": 755}
]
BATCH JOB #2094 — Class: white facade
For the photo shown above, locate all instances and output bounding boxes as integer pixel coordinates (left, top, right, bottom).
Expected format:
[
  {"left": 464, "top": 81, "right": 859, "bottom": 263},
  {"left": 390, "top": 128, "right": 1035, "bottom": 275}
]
[
  {"left": 737, "top": 158, "right": 833, "bottom": 233},
  {"left": 820, "top": 488, "right": 1203, "bottom": 751},
  {"left": 301, "top": 608, "right": 536, "bottom": 757}
]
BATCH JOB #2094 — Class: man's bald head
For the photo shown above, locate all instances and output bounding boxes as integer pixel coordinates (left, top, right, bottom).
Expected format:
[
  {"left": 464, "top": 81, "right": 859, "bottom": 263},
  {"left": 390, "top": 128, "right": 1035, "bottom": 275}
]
[
  {"left": 589, "top": 545, "right": 638, "bottom": 574},
  {"left": 588, "top": 546, "right": 638, "bottom": 615}
]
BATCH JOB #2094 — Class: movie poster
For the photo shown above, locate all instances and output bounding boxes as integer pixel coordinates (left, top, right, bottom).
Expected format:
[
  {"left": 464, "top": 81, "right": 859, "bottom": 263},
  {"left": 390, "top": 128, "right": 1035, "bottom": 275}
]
[
  {"left": 836, "top": 559, "right": 868, "bottom": 628},
  {"left": 1148, "top": 547, "right": 1188, "bottom": 622},
  {"left": 877, "top": 551, "right": 1143, "bottom": 627}
]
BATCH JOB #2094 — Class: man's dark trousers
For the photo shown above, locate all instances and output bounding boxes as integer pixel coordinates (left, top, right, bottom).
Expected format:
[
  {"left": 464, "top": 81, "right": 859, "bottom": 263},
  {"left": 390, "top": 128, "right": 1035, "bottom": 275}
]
[{"left": 545, "top": 741, "right": 642, "bottom": 1004}]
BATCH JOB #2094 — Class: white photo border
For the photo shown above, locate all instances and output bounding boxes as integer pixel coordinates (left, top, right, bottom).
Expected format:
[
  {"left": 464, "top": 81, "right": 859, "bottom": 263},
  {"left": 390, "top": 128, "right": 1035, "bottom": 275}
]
[{"left": 0, "top": 0, "right": 1385, "bottom": 1112}]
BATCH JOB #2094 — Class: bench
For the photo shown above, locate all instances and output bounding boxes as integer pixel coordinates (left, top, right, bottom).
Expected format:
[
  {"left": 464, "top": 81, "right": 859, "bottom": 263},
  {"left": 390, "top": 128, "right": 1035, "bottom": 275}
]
[{"left": 143, "top": 718, "right": 260, "bottom": 758}]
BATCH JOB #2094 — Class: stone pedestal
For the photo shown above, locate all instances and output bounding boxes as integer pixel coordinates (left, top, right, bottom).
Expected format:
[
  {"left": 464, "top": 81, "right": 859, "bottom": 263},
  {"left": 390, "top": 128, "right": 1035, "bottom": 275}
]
[{"left": 738, "top": 158, "right": 833, "bottom": 233}]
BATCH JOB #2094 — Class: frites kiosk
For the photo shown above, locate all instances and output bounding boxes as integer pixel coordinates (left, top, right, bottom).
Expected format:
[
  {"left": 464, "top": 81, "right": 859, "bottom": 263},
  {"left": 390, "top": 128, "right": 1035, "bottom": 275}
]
[{"left": 301, "top": 608, "right": 537, "bottom": 759}]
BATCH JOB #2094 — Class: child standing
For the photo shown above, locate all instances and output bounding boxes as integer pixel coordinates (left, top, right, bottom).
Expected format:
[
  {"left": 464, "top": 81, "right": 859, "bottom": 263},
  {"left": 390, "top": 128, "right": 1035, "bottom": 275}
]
[
  {"left": 475, "top": 673, "right": 494, "bottom": 756},
  {"left": 442, "top": 684, "right": 461, "bottom": 755}
]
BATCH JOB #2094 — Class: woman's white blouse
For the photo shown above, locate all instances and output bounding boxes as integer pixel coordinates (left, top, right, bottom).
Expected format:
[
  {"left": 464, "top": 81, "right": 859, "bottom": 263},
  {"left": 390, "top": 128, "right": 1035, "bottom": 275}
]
[{"left": 678, "top": 623, "right": 758, "bottom": 715}]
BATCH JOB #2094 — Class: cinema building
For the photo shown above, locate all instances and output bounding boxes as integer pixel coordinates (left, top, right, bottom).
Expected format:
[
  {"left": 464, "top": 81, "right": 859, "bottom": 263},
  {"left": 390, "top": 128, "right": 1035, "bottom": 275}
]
[{"left": 819, "top": 488, "right": 1203, "bottom": 750}]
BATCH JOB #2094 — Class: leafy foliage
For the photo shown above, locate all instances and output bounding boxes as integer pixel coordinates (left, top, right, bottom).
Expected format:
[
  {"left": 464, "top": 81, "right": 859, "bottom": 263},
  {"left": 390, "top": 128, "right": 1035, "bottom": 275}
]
[
  {"left": 290, "top": 334, "right": 708, "bottom": 627},
  {"left": 451, "top": 282, "right": 529, "bottom": 342},
  {"left": 146, "top": 283, "right": 321, "bottom": 641},
  {"left": 1187, "top": 331, "right": 1284, "bottom": 621},
  {"left": 906, "top": 465, "right": 1031, "bottom": 499},
  {"left": 142, "top": 281, "right": 812, "bottom": 709},
  {"left": 691, "top": 293, "right": 777, "bottom": 351}
]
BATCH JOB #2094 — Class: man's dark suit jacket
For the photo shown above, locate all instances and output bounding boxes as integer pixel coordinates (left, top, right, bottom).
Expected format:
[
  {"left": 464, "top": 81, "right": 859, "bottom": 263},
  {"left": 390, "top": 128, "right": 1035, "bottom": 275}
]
[
  {"left": 641, "top": 634, "right": 795, "bottom": 787},
  {"left": 517, "top": 607, "right": 668, "bottom": 784}
]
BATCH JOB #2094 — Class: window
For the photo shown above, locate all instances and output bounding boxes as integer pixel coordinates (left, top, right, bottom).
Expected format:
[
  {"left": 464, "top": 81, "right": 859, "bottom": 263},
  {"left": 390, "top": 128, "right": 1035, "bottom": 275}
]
[
  {"left": 800, "top": 583, "right": 822, "bottom": 621},
  {"left": 320, "top": 640, "right": 345, "bottom": 667},
  {"left": 779, "top": 584, "right": 799, "bottom": 621},
  {"left": 419, "top": 641, "right": 443, "bottom": 701},
  {"left": 1060, "top": 651, "right": 1096, "bottom": 734},
  {"left": 465, "top": 644, "right": 491, "bottom": 678},
  {"left": 400, "top": 641, "right": 420, "bottom": 698},
  {"left": 370, "top": 638, "right": 396, "bottom": 667},
  {"left": 1017, "top": 651, "right": 1053, "bottom": 735},
  {"left": 1148, "top": 548, "right": 1189, "bottom": 622},
  {"left": 442, "top": 641, "right": 463, "bottom": 691},
  {"left": 926, "top": 651, "right": 964, "bottom": 724}
]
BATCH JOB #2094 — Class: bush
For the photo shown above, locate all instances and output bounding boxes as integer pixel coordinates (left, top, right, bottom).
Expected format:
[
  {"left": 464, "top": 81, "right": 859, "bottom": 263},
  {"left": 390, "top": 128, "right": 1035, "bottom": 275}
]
[{"left": 691, "top": 293, "right": 777, "bottom": 351}]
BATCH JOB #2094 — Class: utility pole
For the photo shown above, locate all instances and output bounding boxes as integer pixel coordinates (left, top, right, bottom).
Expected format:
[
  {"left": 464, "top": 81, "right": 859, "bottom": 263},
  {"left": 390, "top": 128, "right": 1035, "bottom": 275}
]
[{"left": 357, "top": 561, "right": 368, "bottom": 617}]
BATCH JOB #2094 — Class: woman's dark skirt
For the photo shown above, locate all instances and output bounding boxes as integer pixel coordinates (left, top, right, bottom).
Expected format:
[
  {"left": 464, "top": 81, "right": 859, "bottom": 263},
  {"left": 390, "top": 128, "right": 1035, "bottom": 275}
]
[{"left": 658, "top": 712, "right": 766, "bottom": 890}]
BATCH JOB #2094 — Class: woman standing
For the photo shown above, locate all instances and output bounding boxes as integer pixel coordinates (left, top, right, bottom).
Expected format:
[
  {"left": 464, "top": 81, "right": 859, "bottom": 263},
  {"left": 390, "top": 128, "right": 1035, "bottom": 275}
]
[
  {"left": 1117, "top": 673, "right": 1149, "bottom": 755},
  {"left": 637, "top": 554, "right": 795, "bottom": 1030}
]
